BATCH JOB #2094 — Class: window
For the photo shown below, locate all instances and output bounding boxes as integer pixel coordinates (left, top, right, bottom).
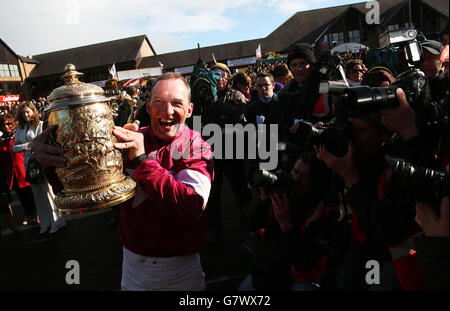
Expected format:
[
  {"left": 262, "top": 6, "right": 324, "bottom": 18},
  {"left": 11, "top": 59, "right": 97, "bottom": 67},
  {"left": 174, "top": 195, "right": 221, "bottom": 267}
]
[
  {"left": 348, "top": 30, "right": 360, "bottom": 43},
  {"left": 387, "top": 24, "right": 400, "bottom": 31},
  {"left": 0, "top": 64, "right": 20, "bottom": 77},
  {"left": 9, "top": 64, "right": 20, "bottom": 77},
  {"left": 329, "top": 32, "right": 345, "bottom": 46},
  {"left": 0, "top": 64, "right": 10, "bottom": 77}
]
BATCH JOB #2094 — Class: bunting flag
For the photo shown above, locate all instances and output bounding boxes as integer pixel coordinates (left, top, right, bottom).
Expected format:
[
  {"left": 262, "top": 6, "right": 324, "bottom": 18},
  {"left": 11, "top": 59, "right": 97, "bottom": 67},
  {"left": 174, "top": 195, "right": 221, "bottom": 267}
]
[
  {"left": 109, "top": 63, "right": 117, "bottom": 80},
  {"left": 256, "top": 44, "right": 262, "bottom": 60},
  {"left": 123, "top": 78, "right": 141, "bottom": 87},
  {"left": 159, "top": 61, "right": 164, "bottom": 68}
]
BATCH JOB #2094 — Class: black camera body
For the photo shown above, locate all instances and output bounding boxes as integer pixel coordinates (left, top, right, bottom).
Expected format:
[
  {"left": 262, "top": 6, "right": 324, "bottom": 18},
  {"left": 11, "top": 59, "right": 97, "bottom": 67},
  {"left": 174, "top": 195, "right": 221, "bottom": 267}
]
[
  {"left": 294, "top": 117, "right": 353, "bottom": 157},
  {"left": 251, "top": 169, "right": 293, "bottom": 194},
  {"left": 384, "top": 156, "right": 449, "bottom": 210}
]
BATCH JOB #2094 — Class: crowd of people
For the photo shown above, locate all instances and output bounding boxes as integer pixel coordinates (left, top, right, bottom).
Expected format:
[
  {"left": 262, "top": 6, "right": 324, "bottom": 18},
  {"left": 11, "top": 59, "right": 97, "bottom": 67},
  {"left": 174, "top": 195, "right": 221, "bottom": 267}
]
[
  {"left": 1, "top": 23, "right": 448, "bottom": 291},
  {"left": 187, "top": 32, "right": 448, "bottom": 291}
]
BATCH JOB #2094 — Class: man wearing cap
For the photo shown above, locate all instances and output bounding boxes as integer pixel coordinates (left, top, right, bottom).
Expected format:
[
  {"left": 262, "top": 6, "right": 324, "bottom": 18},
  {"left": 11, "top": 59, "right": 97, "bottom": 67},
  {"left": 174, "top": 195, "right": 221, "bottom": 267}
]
[
  {"left": 278, "top": 43, "right": 331, "bottom": 138},
  {"left": 203, "top": 62, "right": 252, "bottom": 244},
  {"left": 420, "top": 40, "right": 448, "bottom": 109}
]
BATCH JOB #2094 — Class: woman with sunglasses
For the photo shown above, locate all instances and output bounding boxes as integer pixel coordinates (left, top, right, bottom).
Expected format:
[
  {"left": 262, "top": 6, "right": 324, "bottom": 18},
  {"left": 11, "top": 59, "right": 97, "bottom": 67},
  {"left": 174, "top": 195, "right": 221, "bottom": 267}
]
[
  {"left": 346, "top": 59, "right": 366, "bottom": 87},
  {"left": 0, "top": 114, "right": 38, "bottom": 226},
  {"left": 12, "top": 102, "right": 65, "bottom": 234}
]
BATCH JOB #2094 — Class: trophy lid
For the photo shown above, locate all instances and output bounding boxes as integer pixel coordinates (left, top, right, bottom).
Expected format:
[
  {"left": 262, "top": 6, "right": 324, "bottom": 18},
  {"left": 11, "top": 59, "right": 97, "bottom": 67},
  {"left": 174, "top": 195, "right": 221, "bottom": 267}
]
[{"left": 45, "top": 64, "right": 111, "bottom": 111}]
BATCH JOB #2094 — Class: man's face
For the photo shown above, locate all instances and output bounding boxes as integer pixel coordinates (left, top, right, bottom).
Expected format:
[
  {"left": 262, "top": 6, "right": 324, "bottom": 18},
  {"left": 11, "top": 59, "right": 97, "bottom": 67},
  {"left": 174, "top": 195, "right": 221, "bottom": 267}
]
[
  {"left": 290, "top": 159, "right": 311, "bottom": 196},
  {"left": 420, "top": 49, "right": 443, "bottom": 79},
  {"left": 256, "top": 76, "right": 275, "bottom": 100},
  {"left": 216, "top": 68, "right": 229, "bottom": 91},
  {"left": 289, "top": 57, "right": 312, "bottom": 85},
  {"left": 147, "top": 78, "right": 193, "bottom": 141},
  {"left": 351, "top": 118, "right": 386, "bottom": 159}
]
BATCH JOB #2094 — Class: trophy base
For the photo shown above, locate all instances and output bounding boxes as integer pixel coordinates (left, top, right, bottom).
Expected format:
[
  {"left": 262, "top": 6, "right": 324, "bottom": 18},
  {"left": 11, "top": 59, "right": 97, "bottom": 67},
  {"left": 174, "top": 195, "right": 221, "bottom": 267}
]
[{"left": 55, "top": 176, "right": 136, "bottom": 214}]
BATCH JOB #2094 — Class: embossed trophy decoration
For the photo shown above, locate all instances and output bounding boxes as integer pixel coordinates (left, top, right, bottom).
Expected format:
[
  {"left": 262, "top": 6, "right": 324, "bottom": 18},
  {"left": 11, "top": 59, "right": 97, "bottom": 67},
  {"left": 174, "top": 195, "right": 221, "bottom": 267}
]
[{"left": 45, "top": 64, "right": 136, "bottom": 214}]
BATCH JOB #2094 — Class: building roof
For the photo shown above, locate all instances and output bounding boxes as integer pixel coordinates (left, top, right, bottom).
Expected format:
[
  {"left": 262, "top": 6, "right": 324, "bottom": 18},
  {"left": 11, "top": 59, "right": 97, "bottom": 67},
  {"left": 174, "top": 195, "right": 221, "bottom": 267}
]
[
  {"left": 0, "top": 38, "right": 21, "bottom": 63},
  {"left": 268, "top": 0, "right": 415, "bottom": 52},
  {"left": 28, "top": 35, "right": 155, "bottom": 79},
  {"left": 138, "top": 38, "right": 264, "bottom": 70},
  {"left": 27, "top": 0, "right": 449, "bottom": 77},
  {"left": 140, "top": 0, "right": 449, "bottom": 70},
  {"left": 18, "top": 55, "right": 39, "bottom": 64}
]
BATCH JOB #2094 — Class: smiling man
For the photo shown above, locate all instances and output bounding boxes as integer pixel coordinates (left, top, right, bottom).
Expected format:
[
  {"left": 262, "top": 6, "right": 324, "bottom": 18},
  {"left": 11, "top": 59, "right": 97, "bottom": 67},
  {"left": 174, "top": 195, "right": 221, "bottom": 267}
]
[
  {"left": 31, "top": 73, "right": 214, "bottom": 291},
  {"left": 111, "top": 73, "right": 214, "bottom": 291}
]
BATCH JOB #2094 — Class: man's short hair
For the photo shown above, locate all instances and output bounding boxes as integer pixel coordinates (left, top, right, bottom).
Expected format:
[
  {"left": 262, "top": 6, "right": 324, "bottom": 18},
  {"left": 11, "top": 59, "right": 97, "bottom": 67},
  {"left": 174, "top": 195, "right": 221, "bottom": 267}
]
[
  {"left": 151, "top": 72, "right": 191, "bottom": 102},
  {"left": 256, "top": 72, "right": 274, "bottom": 82},
  {"left": 124, "top": 86, "right": 138, "bottom": 97}
]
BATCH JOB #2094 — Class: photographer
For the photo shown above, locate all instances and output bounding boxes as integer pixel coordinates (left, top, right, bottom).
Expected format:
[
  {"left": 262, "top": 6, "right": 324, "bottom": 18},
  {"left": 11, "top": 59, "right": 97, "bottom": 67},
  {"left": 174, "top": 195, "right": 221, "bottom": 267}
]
[
  {"left": 239, "top": 151, "right": 342, "bottom": 291},
  {"left": 315, "top": 86, "right": 438, "bottom": 290},
  {"left": 278, "top": 43, "right": 332, "bottom": 139}
]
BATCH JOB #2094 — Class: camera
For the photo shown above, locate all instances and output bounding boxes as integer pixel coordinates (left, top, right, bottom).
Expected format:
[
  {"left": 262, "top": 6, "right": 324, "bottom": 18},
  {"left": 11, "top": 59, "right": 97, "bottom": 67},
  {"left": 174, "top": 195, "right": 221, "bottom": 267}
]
[
  {"left": 324, "top": 69, "right": 429, "bottom": 118},
  {"left": 294, "top": 117, "right": 353, "bottom": 157},
  {"left": 384, "top": 156, "right": 448, "bottom": 209},
  {"left": 319, "top": 28, "right": 435, "bottom": 123},
  {"left": 250, "top": 169, "right": 293, "bottom": 194}
]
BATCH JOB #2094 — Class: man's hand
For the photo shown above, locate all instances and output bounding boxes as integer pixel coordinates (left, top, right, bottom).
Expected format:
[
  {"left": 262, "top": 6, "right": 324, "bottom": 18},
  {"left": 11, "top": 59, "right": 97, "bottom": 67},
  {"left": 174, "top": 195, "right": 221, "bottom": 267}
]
[
  {"left": 271, "top": 193, "right": 293, "bottom": 232},
  {"left": 415, "top": 197, "right": 449, "bottom": 237},
  {"left": 380, "top": 88, "right": 419, "bottom": 141},
  {"left": 112, "top": 124, "right": 145, "bottom": 160},
  {"left": 314, "top": 143, "right": 359, "bottom": 186},
  {"left": 31, "top": 125, "right": 66, "bottom": 168}
]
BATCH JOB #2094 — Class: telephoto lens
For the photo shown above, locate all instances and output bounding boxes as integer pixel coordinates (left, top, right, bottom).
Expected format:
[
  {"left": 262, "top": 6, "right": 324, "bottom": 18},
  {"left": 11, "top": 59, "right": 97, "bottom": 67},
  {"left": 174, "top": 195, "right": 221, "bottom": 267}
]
[
  {"left": 384, "top": 156, "right": 449, "bottom": 213},
  {"left": 344, "top": 85, "right": 398, "bottom": 116},
  {"left": 251, "top": 169, "right": 293, "bottom": 194},
  {"left": 295, "top": 118, "right": 352, "bottom": 157}
]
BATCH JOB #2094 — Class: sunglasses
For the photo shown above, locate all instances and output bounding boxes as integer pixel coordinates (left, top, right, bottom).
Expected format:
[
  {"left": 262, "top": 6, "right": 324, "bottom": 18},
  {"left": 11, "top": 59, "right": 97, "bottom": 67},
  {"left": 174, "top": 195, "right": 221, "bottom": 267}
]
[
  {"left": 352, "top": 68, "right": 364, "bottom": 73},
  {"left": 3, "top": 122, "right": 13, "bottom": 126}
]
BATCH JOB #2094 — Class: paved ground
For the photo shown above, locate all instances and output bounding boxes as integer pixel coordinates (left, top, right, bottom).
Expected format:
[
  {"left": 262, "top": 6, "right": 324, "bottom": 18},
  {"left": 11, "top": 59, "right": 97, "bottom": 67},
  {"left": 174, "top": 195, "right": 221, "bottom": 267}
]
[{"left": 0, "top": 178, "right": 253, "bottom": 291}]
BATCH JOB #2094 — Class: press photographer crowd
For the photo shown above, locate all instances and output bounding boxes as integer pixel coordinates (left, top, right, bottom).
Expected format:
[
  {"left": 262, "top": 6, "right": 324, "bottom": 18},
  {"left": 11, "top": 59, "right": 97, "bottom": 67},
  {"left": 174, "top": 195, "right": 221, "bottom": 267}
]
[{"left": 1, "top": 24, "right": 448, "bottom": 291}]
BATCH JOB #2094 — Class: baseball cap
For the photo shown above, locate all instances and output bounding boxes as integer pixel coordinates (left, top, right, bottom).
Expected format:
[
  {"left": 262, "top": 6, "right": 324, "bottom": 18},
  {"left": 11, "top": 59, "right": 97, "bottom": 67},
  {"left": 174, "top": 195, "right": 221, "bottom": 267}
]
[{"left": 422, "top": 40, "right": 444, "bottom": 55}]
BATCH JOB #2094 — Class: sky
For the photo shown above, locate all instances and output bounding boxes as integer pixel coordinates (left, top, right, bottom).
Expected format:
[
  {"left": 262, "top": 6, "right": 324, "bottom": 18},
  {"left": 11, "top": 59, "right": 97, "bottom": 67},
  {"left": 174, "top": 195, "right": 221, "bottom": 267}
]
[{"left": 1, "top": 0, "right": 364, "bottom": 58}]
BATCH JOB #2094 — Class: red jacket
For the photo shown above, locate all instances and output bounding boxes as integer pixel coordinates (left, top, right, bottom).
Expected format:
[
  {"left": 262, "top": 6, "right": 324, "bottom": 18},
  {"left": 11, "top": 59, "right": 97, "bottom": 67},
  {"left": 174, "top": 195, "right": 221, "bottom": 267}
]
[
  {"left": 0, "top": 136, "right": 30, "bottom": 190},
  {"left": 119, "top": 126, "right": 214, "bottom": 257}
]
